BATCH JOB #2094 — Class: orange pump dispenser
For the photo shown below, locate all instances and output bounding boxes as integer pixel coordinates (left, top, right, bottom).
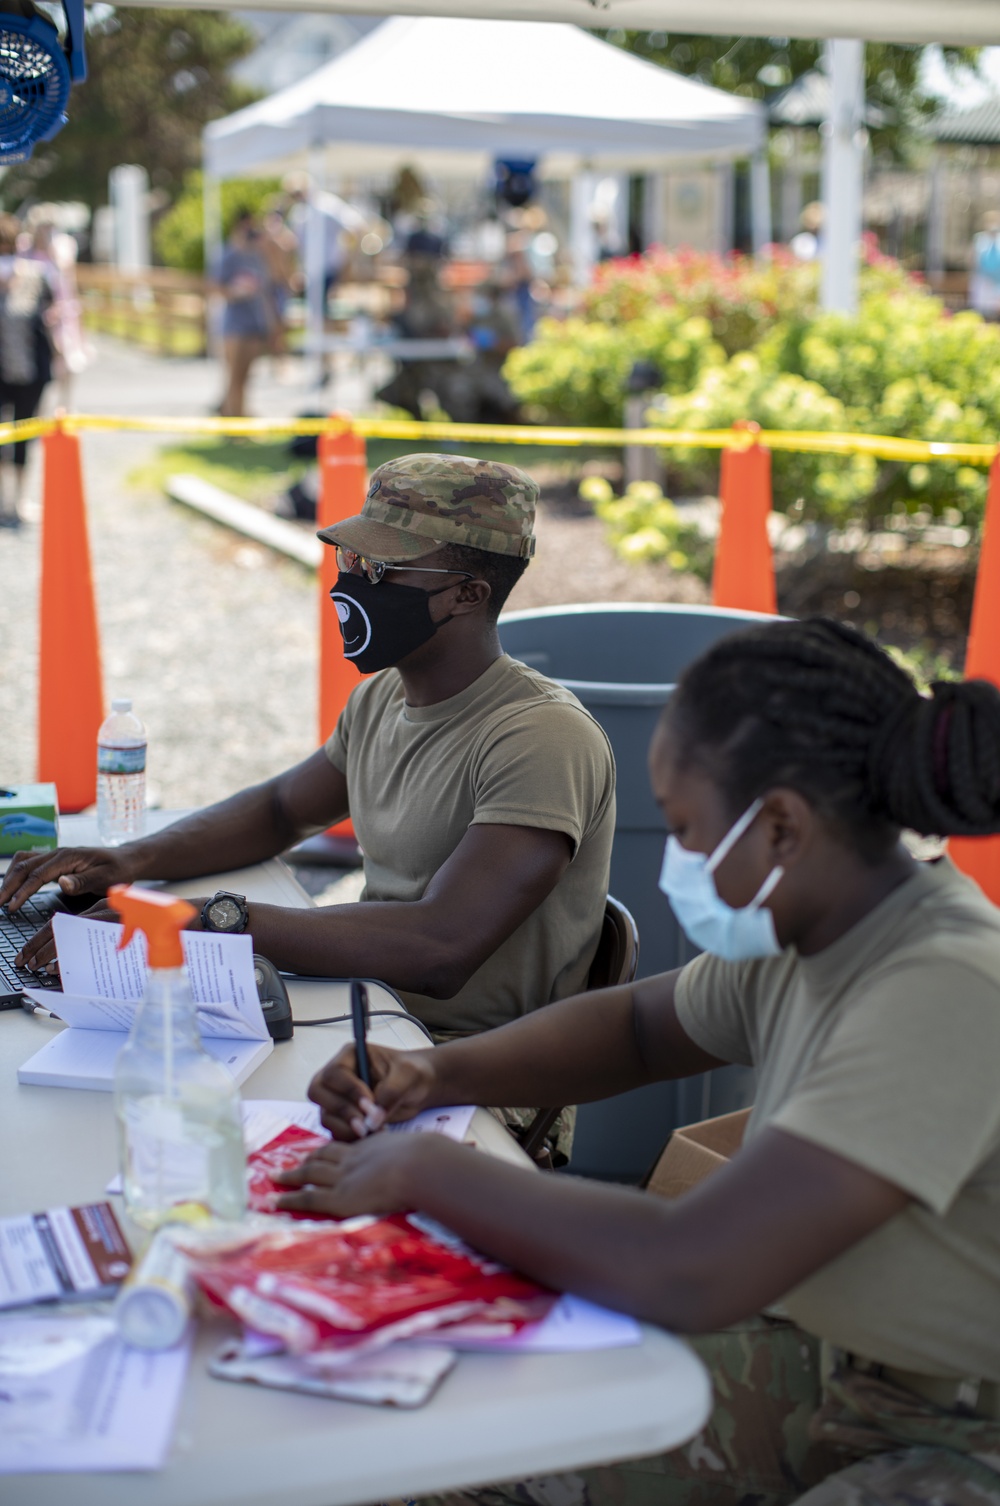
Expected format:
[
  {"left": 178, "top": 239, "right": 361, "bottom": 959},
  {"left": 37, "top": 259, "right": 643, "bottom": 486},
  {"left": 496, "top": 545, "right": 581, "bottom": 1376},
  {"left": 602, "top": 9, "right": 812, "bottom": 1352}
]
[{"left": 107, "top": 885, "right": 195, "bottom": 969}]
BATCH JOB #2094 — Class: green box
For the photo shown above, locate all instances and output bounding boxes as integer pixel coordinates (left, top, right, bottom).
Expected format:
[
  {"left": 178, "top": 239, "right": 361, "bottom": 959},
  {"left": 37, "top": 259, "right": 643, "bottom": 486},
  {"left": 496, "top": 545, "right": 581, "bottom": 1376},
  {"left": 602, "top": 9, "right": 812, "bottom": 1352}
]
[{"left": 0, "top": 783, "right": 60, "bottom": 855}]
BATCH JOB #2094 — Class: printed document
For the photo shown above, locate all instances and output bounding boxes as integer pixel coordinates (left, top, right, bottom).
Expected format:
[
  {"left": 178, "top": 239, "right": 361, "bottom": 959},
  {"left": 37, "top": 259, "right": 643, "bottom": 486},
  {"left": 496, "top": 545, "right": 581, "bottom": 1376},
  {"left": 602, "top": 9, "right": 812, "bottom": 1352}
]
[
  {"left": 17, "top": 915, "right": 272, "bottom": 1091},
  {"left": 0, "top": 1315, "right": 189, "bottom": 1473},
  {"left": 0, "top": 1202, "right": 131, "bottom": 1310},
  {"left": 105, "top": 1099, "right": 478, "bottom": 1193},
  {"left": 42, "top": 913, "right": 266, "bottom": 1037}
]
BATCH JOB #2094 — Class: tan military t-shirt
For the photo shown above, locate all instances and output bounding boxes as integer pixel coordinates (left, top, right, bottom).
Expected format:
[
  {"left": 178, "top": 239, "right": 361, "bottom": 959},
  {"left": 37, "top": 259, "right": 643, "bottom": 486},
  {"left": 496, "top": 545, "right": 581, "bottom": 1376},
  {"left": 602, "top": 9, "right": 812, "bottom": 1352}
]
[
  {"left": 325, "top": 654, "right": 615, "bottom": 1034},
  {"left": 675, "top": 857, "right": 1000, "bottom": 1380}
]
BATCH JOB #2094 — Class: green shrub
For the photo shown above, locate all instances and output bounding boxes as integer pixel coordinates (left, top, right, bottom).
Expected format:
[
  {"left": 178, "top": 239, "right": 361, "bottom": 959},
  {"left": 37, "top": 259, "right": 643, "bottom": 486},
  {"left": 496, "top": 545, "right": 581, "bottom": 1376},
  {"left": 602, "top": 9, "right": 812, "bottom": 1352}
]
[
  {"left": 589, "top": 477, "right": 714, "bottom": 579},
  {"left": 580, "top": 247, "right": 820, "bottom": 355},
  {"left": 657, "top": 353, "right": 878, "bottom": 521},
  {"left": 760, "top": 292, "right": 999, "bottom": 521},
  {"left": 504, "top": 307, "right": 724, "bottom": 428},
  {"left": 507, "top": 247, "right": 994, "bottom": 532},
  {"left": 155, "top": 171, "right": 283, "bottom": 272}
]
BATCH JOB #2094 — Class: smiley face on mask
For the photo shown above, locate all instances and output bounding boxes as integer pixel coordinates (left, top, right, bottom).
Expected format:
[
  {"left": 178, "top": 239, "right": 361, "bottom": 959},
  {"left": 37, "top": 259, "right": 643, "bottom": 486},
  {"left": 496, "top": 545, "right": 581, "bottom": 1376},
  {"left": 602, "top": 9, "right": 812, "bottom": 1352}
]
[{"left": 330, "top": 570, "right": 460, "bottom": 674}]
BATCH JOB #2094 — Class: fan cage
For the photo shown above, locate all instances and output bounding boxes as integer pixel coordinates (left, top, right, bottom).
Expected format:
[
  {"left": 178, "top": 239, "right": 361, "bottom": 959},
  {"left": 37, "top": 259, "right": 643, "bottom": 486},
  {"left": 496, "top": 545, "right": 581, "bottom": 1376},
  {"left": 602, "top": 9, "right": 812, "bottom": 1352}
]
[{"left": 0, "top": 20, "right": 69, "bottom": 154}]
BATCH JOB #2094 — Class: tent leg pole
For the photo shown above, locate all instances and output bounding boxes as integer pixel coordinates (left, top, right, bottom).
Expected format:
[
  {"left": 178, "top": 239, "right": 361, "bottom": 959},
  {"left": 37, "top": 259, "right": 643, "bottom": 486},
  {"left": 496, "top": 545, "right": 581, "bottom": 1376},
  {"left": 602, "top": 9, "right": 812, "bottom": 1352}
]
[
  {"left": 570, "top": 171, "right": 596, "bottom": 287},
  {"left": 306, "top": 144, "right": 327, "bottom": 389},
  {"left": 821, "top": 38, "right": 865, "bottom": 314},
  {"left": 203, "top": 170, "right": 222, "bottom": 359},
  {"left": 750, "top": 148, "right": 772, "bottom": 258}
]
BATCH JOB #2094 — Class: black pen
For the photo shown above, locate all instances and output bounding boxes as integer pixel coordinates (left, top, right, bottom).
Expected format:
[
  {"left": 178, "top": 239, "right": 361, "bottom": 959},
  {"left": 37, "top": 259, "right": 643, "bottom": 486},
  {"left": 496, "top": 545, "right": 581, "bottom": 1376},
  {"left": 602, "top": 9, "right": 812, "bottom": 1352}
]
[{"left": 350, "top": 979, "right": 372, "bottom": 1091}]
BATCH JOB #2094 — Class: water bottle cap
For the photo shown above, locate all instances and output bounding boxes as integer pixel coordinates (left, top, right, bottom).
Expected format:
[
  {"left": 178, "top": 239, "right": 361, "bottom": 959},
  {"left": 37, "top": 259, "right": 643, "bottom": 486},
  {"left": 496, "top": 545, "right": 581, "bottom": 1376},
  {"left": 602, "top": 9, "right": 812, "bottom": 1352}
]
[{"left": 111, "top": 698, "right": 132, "bottom": 713}]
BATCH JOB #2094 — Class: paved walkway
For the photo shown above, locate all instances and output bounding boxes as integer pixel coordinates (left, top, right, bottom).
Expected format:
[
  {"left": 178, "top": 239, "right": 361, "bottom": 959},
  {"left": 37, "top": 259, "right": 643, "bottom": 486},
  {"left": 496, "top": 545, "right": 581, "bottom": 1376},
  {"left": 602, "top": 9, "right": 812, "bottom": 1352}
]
[{"left": 0, "top": 340, "right": 352, "bottom": 808}]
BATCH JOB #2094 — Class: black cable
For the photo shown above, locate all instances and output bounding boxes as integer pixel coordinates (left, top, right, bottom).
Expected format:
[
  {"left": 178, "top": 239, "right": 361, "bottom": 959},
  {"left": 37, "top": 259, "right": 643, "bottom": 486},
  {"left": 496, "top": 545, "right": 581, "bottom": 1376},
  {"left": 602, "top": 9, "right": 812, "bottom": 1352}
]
[{"left": 292, "top": 1007, "right": 436, "bottom": 1044}]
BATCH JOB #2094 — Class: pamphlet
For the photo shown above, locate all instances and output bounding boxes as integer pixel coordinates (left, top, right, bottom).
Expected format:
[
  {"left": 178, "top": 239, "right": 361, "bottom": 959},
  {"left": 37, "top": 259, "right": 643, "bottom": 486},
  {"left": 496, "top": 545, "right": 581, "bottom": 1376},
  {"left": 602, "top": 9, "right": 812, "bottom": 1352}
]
[
  {"left": 431, "top": 1293, "right": 642, "bottom": 1352},
  {"left": 240, "top": 1097, "right": 477, "bottom": 1148},
  {"left": 0, "top": 1201, "right": 132, "bottom": 1310},
  {"left": 105, "top": 1099, "right": 479, "bottom": 1196},
  {"left": 17, "top": 914, "right": 273, "bottom": 1090}
]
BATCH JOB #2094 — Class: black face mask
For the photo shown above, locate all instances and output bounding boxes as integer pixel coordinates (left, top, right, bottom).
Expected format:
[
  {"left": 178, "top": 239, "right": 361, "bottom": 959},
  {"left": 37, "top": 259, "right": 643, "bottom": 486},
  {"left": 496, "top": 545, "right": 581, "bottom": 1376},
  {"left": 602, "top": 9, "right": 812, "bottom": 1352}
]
[{"left": 330, "top": 570, "right": 454, "bottom": 674}]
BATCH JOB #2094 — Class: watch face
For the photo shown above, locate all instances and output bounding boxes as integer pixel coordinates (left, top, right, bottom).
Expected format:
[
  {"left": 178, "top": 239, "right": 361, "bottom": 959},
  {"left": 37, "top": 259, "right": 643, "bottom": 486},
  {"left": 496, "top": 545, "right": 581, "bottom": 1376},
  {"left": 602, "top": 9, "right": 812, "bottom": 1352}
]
[{"left": 208, "top": 897, "right": 240, "bottom": 930}]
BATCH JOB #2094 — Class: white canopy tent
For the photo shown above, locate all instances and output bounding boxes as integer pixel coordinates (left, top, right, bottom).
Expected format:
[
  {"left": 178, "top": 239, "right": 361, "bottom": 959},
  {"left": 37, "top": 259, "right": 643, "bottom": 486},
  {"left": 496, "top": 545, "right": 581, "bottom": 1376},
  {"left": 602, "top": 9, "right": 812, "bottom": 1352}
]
[
  {"left": 204, "top": 17, "right": 765, "bottom": 181},
  {"left": 204, "top": 17, "right": 768, "bottom": 347}
]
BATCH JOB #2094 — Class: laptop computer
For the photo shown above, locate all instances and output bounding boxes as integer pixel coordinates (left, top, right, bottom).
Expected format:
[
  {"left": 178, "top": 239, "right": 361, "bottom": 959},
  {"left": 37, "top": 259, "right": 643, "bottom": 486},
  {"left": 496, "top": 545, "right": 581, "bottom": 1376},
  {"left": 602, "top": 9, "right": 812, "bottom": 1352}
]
[{"left": 1, "top": 890, "right": 65, "bottom": 1007}]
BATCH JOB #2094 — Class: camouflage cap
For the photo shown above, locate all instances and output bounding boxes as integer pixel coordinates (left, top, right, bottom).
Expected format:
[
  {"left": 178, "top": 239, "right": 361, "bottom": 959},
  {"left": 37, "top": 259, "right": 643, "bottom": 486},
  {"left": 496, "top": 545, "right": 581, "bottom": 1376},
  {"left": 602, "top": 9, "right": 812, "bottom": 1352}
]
[{"left": 316, "top": 453, "right": 537, "bottom": 561}]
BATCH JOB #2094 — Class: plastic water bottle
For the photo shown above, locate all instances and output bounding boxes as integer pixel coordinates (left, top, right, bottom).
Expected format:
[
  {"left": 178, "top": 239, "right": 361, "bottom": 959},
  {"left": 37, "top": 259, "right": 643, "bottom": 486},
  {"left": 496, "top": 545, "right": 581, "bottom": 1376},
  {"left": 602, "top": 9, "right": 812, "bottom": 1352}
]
[
  {"left": 97, "top": 698, "right": 147, "bottom": 846},
  {"left": 110, "top": 886, "right": 247, "bottom": 1231}
]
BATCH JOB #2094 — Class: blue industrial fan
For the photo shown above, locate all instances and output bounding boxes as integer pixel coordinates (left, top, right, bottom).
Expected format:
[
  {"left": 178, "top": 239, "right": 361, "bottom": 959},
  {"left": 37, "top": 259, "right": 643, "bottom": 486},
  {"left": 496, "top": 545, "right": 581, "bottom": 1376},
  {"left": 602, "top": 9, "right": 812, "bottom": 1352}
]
[{"left": 0, "top": 0, "right": 86, "bottom": 164}]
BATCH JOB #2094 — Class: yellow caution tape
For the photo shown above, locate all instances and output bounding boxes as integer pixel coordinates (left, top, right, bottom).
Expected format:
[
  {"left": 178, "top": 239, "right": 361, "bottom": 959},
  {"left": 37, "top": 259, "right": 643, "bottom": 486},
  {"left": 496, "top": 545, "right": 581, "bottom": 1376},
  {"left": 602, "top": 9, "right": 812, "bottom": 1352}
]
[{"left": 0, "top": 413, "right": 994, "bottom": 466}]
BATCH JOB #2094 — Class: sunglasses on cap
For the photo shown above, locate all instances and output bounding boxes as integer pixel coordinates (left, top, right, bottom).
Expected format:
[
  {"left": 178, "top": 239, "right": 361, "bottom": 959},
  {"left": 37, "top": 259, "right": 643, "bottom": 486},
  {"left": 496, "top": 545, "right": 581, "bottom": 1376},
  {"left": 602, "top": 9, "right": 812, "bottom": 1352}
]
[{"left": 336, "top": 546, "right": 474, "bottom": 586}]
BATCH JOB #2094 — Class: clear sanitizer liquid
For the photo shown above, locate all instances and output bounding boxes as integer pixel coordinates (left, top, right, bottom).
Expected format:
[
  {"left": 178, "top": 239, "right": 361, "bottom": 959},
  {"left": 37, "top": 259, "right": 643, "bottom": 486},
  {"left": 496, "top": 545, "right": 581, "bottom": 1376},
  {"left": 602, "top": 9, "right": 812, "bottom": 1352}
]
[{"left": 114, "top": 967, "right": 247, "bottom": 1230}]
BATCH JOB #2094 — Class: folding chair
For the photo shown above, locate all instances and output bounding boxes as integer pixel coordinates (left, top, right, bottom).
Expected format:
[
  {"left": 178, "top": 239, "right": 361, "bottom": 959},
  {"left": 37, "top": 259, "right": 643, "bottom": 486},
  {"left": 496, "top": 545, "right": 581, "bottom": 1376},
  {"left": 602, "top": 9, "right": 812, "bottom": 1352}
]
[{"left": 517, "top": 895, "right": 640, "bottom": 1163}]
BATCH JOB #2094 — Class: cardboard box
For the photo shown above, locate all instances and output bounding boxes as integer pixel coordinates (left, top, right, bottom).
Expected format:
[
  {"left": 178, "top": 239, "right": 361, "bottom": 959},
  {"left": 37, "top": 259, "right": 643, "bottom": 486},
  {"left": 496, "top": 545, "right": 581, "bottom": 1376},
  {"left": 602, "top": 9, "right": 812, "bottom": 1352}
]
[
  {"left": 0, "top": 783, "right": 59, "bottom": 855},
  {"left": 647, "top": 1107, "right": 750, "bottom": 1200}
]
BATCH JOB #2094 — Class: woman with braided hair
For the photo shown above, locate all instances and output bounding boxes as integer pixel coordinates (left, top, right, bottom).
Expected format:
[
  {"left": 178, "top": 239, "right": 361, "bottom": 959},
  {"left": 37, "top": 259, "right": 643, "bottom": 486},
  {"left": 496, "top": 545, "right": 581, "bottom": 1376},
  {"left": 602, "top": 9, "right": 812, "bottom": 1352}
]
[{"left": 276, "top": 617, "right": 1000, "bottom": 1506}]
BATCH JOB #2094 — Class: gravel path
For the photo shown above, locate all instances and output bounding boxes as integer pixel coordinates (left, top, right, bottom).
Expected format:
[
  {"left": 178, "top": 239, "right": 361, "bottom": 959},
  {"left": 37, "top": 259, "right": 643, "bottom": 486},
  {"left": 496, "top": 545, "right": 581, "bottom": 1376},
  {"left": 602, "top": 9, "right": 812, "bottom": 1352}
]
[{"left": 1, "top": 338, "right": 701, "bottom": 812}]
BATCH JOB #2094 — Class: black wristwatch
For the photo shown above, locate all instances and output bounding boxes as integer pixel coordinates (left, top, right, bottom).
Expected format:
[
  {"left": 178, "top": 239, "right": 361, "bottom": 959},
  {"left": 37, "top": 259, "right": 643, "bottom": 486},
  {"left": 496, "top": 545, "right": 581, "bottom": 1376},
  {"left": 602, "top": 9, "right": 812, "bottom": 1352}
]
[{"left": 200, "top": 891, "right": 250, "bottom": 935}]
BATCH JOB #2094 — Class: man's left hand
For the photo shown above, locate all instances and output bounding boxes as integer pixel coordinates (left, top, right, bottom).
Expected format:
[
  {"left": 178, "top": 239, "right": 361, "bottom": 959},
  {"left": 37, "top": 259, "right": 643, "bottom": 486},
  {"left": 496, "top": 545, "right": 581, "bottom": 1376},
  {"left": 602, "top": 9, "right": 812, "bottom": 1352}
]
[{"left": 274, "top": 1132, "right": 467, "bottom": 1219}]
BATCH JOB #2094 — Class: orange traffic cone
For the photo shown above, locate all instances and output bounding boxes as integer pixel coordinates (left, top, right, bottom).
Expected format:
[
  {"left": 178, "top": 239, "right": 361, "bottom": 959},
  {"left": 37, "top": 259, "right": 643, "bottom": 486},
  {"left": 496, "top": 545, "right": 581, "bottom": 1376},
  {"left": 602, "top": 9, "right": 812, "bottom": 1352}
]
[
  {"left": 949, "top": 452, "right": 1000, "bottom": 904},
  {"left": 317, "top": 425, "right": 367, "bottom": 841},
  {"left": 712, "top": 421, "right": 777, "bottom": 615},
  {"left": 37, "top": 428, "right": 105, "bottom": 813}
]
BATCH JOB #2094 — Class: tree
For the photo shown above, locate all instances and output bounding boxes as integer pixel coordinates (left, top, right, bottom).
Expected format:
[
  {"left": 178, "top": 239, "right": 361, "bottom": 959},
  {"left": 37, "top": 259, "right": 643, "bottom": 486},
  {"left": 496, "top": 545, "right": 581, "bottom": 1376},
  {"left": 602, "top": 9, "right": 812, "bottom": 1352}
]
[
  {"left": 0, "top": 8, "right": 259, "bottom": 211},
  {"left": 603, "top": 32, "right": 982, "bottom": 160},
  {"left": 155, "top": 171, "right": 282, "bottom": 271}
]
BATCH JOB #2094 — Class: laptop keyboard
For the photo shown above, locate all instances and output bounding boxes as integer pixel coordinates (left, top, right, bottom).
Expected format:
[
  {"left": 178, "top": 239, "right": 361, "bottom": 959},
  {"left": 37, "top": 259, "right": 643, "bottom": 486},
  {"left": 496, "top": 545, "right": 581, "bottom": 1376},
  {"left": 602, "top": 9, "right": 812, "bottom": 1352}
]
[{"left": 0, "top": 892, "right": 63, "bottom": 1004}]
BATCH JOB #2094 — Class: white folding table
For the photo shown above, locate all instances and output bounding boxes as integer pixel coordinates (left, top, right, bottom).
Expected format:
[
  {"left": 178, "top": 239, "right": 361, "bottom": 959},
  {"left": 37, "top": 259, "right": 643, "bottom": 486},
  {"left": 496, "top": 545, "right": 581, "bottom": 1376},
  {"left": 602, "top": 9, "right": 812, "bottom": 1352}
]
[{"left": 1, "top": 820, "right": 712, "bottom": 1505}]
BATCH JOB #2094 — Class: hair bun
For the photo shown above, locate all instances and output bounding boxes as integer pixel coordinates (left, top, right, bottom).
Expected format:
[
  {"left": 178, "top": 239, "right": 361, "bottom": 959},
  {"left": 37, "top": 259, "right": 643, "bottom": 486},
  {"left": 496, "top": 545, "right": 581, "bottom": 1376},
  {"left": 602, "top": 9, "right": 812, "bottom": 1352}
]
[{"left": 871, "top": 678, "right": 1000, "bottom": 836}]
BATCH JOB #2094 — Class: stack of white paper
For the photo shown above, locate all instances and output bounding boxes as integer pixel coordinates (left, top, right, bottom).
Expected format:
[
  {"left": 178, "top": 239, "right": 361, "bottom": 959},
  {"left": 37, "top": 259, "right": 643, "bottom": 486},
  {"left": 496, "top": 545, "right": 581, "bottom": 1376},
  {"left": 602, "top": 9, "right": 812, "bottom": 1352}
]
[
  {"left": 17, "top": 915, "right": 273, "bottom": 1091},
  {"left": 0, "top": 1315, "right": 190, "bottom": 1474}
]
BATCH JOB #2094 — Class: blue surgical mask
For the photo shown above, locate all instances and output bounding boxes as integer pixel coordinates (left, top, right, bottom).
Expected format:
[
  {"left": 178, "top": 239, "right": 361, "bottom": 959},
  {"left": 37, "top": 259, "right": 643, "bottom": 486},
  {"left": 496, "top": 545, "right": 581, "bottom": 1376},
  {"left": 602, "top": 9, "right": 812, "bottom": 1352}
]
[{"left": 658, "top": 797, "right": 784, "bottom": 962}]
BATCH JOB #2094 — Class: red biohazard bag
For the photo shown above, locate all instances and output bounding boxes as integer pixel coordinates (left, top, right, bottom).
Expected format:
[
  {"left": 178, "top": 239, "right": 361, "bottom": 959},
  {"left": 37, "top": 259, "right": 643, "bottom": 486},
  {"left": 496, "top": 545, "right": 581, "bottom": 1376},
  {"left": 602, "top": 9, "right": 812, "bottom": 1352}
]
[
  {"left": 246, "top": 1125, "right": 330, "bottom": 1216},
  {"left": 189, "top": 1213, "right": 554, "bottom": 1356}
]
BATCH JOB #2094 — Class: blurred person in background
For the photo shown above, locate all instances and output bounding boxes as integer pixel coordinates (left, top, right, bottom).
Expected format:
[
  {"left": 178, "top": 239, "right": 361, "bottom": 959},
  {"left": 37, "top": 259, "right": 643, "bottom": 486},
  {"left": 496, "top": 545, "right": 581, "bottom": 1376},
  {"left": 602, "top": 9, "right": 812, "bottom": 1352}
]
[
  {"left": 24, "top": 206, "right": 89, "bottom": 407},
  {"left": 0, "top": 213, "right": 55, "bottom": 529},
  {"left": 970, "top": 210, "right": 1000, "bottom": 321},
  {"left": 260, "top": 206, "right": 299, "bottom": 381},
  {"left": 282, "top": 172, "right": 372, "bottom": 387},
  {"left": 503, "top": 205, "right": 552, "bottom": 343},
  {"left": 387, "top": 163, "right": 429, "bottom": 242},
  {"left": 791, "top": 201, "right": 824, "bottom": 262},
  {"left": 214, "top": 210, "right": 273, "bottom": 418}
]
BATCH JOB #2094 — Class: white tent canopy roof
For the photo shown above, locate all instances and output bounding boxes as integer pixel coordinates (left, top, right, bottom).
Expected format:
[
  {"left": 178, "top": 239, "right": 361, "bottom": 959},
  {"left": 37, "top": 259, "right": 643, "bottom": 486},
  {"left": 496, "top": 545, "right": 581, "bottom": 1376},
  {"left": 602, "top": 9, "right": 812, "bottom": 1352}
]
[{"left": 204, "top": 16, "right": 766, "bottom": 180}]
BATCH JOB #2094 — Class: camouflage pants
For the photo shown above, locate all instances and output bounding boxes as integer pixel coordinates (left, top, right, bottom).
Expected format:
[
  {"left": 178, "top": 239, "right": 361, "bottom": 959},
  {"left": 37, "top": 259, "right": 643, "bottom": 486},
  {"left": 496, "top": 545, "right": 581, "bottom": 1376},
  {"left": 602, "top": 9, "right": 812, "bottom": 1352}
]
[
  {"left": 419, "top": 1317, "right": 1000, "bottom": 1506},
  {"left": 488, "top": 1105, "right": 577, "bottom": 1168}
]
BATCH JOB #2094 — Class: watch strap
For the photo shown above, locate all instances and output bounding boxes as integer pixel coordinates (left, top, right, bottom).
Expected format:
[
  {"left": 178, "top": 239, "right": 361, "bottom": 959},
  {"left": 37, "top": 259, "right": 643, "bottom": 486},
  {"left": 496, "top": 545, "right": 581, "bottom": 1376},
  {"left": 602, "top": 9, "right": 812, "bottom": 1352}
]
[{"left": 201, "top": 890, "right": 250, "bottom": 934}]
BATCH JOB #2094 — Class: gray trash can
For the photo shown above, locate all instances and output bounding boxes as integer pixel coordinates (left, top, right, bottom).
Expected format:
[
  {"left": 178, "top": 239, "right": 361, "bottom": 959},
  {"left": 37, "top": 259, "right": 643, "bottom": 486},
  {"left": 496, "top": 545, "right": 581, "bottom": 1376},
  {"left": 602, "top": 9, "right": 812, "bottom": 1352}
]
[{"left": 498, "top": 602, "right": 772, "bottom": 1180}]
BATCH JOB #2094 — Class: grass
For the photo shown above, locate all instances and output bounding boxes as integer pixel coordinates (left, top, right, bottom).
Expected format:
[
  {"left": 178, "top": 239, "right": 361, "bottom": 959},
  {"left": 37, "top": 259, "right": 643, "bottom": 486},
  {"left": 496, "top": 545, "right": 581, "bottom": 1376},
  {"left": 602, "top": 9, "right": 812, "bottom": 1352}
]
[
  {"left": 131, "top": 435, "right": 619, "bottom": 509},
  {"left": 131, "top": 437, "right": 308, "bottom": 507},
  {"left": 82, "top": 311, "right": 206, "bottom": 359}
]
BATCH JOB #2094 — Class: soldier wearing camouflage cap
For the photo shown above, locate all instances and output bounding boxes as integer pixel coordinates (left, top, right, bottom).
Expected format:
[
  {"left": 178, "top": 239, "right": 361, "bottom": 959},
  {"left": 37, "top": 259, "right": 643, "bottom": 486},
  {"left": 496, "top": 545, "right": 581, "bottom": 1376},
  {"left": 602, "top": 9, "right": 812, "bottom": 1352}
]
[
  {"left": 318, "top": 452, "right": 538, "bottom": 562},
  {"left": 6, "top": 452, "right": 614, "bottom": 1171},
  {"left": 318, "top": 454, "right": 543, "bottom": 677}
]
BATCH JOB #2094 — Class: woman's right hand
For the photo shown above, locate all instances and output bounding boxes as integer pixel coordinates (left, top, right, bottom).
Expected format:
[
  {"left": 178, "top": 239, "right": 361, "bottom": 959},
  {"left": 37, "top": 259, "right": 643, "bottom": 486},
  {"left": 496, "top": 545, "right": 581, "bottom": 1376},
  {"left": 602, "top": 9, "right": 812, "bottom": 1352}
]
[
  {"left": 308, "top": 1044, "right": 439, "bottom": 1141},
  {"left": 0, "top": 845, "right": 137, "bottom": 913}
]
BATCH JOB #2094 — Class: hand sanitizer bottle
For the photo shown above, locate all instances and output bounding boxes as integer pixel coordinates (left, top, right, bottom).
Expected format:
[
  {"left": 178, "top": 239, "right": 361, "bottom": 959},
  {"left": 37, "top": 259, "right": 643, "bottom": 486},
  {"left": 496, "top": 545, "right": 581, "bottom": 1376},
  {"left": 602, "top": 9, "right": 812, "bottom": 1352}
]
[{"left": 109, "top": 885, "right": 247, "bottom": 1230}]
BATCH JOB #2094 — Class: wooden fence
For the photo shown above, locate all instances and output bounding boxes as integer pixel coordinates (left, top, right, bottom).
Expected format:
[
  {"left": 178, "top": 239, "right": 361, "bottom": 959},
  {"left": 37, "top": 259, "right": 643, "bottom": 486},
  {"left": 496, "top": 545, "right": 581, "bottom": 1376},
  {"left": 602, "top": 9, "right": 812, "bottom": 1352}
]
[{"left": 76, "top": 266, "right": 209, "bottom": 356}]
